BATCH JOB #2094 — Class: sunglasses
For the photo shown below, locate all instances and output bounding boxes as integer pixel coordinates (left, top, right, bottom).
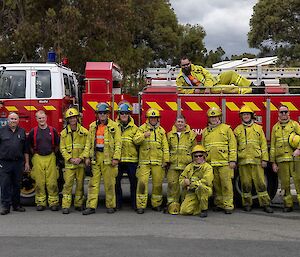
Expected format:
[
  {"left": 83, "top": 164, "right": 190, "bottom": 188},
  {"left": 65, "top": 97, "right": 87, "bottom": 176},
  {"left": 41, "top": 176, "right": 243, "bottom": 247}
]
[
  {"left": 120, "top": 112, "right": 129, "bottom": 115},
  {"left": 97, "top": 111, "right": 108, "bottom": 115},
  {"left": 181, "top": 62, "right": 190, "bottom": 67},
  {"left": 194, "top": 154, "right": 204, "bottom": 158},
  {"left": 279, "top": 110, "right": 288, "bottom": 114}
]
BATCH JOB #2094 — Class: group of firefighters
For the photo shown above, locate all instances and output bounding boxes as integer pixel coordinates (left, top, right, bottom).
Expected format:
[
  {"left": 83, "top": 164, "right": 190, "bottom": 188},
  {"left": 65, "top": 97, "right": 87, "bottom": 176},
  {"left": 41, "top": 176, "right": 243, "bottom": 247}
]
[{"left": 1, "top": 99, "right": 300, "bottom": 218}]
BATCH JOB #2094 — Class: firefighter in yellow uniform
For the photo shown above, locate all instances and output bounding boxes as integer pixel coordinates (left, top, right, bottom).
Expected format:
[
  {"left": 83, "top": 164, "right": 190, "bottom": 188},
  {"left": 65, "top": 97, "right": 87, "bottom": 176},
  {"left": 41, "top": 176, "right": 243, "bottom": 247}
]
[
  {"left": 60, "top": 108, "right": 88, "bottom": 214},
  {"left": 202, "top": 107, "right": 237, "bottom": 214},
  {"left": 176, "top": 57, "right": 264, "bottom": 94},
  {"left": 82, "top": 102, "right": 122, "bottom": 215},
  {"left": 134, "top": 108, "right": 169, "bottom": 214},
  {"left": 270, "top": 105, "right": 300, "bottom": 212},
  {"left": 234, "top": 106, "right": 273, "bottom": 213},
  {"left": 115, "top": 102, "right": 139, "bottom": 210},
  {"left": 179, "top": 145, "right": 213, "bottom": 218},
  {"left": 166, "top": 115, "right": 197, "bottom": 214}
]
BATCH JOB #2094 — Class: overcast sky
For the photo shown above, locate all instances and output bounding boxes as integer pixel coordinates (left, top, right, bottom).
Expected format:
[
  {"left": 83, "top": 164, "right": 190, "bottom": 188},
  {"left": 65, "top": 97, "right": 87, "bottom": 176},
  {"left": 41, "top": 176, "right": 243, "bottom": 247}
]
[{"left": 170, "top": 0, "right": 259, "bottom": 57}]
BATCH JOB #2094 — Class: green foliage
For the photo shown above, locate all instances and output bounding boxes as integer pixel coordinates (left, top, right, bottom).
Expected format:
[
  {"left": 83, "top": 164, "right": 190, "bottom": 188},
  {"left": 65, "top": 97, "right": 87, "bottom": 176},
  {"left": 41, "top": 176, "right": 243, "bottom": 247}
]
[
  {"left": 248, "top": 0, "right": 300, "bottom": 65},
  {"left": 231, "top": 53, "right": 256, "bottom": 60}
]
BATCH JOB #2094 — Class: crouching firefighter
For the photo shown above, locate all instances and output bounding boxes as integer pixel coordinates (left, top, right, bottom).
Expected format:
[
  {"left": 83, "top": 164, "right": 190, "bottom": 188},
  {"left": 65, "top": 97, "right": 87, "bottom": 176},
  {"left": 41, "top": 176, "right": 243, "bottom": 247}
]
[
  {"left": 82, "top": 102, "right": 122, "bottom": 215},
  {"left": 179, "top": 145, "right": 213, "bottom": 218},
  {"left": 60, "top": 107, "right": 89, "bottom": 214}
]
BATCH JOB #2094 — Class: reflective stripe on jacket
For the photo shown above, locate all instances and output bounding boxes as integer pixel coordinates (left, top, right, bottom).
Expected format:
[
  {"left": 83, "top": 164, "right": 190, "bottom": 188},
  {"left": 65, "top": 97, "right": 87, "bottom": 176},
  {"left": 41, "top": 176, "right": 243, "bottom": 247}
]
[
  {"left": 202, "top": 123, "right": 237, "bottom": 166},
  {"left": 83, "top": 119, "right": 122, "bottom": 164},
  {"left": 133, "top": 122, "right": 169, "bottom": 165},
  {"left": 167, "top": 124, "right": 197, "bottom": 170},
  {"left": 60, "top": 124, "right": 89, "bottom": 169},
  {"left": 234, "top": 123, "right": 268, "bottom": 165},
  {"left": 117, "top": 117, "right": 138, "bottom": 163},
  {"left": 270, "top": 120, "right": 300, "bottom": 163}
]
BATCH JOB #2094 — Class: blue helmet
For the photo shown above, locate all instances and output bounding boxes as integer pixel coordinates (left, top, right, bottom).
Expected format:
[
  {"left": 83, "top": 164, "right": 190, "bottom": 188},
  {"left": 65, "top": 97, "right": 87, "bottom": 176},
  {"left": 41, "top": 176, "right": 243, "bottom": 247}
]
[
  {"left": 95, "top": 102, "right": 110, "bottom": 113},
  {"left": 118, "top": 102, "right": 132, "bottom": 113}
]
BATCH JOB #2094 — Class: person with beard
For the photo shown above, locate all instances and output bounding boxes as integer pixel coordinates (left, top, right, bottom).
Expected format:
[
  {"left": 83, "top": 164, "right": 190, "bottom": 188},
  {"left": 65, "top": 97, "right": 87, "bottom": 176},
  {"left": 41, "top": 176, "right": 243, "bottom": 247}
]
[
  {"left": 176, "top": 57, "right": 264, "bottom": 94},
  {"left": 179, "top": 145, "right": 213, "bottom": 218},
  {"left": 270, "top": 105, "right": 300, "bottom": 212},
  {"left": 134, "top": 108, "right": 169, "bottom": 214},
  {"left": 234, "top": 106, "right": 273, "bottom": 213},
  {"left": 201, "top": 107, "right": 237, "bottom": 214}
]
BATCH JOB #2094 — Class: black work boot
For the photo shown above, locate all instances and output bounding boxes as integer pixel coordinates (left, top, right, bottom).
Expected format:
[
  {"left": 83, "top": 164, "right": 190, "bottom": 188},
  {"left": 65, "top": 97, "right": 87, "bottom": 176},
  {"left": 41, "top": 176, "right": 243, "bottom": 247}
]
[
  {"left": 243, "top": 206, "right": 252, "bottom": 212},
  {"left": 13, "top": 206, "right": 26, "bottom": 212},
  {"left": 0, "top": 208, "right": 10, "bottom": 215},
  {"left": 212, "top": 206, "right": 223, "bottom": 212},
  {"left": 50, "top": 205, "right": 59, "bottom": 211},
  {"left": 36, "top": 205, "right": 46, "bottom": 211},
  {"left": 283, "top": 207, "right": 293, "bottom": 212},
  {"left": 224, "top": 209, "right": 233, "bottom": 214},
  {"left": 152, "top": 206, "right": 162, "bottom": 212},
  {"left": 263, "top": 206, "right": 274, "bottom": 213},
  {"left": 82, "top": 208, "right": 96, "bottom": 215},
  {"left": 106, "top": 208, "right": 115, "bottom": 214},
  {"left": 199, "top": 210, "right": 208, "bottom": 218},
  {"left": 62, "top": 208, "right": 70, "bottom": 214},
  {"left": 136, "top": 208, "right": 144, "bottom": 214}
]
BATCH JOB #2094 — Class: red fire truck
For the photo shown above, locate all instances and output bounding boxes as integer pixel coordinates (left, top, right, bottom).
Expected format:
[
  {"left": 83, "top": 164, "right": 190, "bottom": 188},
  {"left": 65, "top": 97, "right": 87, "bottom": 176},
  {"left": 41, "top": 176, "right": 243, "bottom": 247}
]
[{"left": 1, "top": 60, "right": 300, "bottom": 205}]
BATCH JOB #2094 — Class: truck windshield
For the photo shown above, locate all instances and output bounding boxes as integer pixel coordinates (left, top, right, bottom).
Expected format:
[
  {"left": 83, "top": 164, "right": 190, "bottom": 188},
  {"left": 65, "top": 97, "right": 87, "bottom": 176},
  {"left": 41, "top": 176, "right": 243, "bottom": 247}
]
[{"left": 0, "top": 70, "right": 26, "bottom": 99}]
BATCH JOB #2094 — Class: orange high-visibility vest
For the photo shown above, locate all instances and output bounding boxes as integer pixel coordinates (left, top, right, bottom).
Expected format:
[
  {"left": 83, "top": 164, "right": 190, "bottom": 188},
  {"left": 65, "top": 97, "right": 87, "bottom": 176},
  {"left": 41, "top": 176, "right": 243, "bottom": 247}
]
[{"left": 96, "top": 124, "right": 106, "bottom": 148}]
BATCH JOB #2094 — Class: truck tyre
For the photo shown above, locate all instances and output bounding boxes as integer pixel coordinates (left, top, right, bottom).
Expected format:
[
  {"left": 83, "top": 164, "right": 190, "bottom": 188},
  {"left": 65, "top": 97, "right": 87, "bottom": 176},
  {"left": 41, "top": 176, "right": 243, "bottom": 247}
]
[{"left": 233, "top": 164, "right": 278, "bottom": 207}]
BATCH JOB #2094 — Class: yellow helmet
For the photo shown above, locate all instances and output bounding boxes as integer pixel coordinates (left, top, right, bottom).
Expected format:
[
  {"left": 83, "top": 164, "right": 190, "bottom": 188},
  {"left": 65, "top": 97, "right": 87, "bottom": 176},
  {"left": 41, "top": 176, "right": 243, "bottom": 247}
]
[
  {"left": 289, "top": 132, "right": 300, "bottom": 149},
  {"left": 192, "top": 145, "right": 206, "bottom": 154},
  {"left": 168, "top": 202, "right": 180, "bottom": 215},
  {"left": 146, "top": 108, "right": 160, "bottom": 118},
  {"left": 207, "top": 107, "right": 222, "bottom": 117},
  {"left": 240, "top": 105, "right": 254, "bottom": 114},
  {"left": 65, "top": 107, "right": 79, "bottom": 118}
]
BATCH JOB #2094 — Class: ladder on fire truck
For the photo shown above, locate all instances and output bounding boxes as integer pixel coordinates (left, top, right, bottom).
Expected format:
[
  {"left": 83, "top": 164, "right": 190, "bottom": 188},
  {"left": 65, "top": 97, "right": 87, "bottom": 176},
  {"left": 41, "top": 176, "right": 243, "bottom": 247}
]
[{"left": 144, "top": 65, "right": 300, "bottom": 93}]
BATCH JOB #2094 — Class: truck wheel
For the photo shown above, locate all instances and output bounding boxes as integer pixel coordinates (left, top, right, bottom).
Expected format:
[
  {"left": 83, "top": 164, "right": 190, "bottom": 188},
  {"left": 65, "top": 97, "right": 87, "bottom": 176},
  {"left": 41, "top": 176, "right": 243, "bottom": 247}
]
[
  {"left": 20, "top": 173, "right": 36, "bottom": 206},
  {"left": 234, "top": 165, "right": 278, "bottom": 207}
]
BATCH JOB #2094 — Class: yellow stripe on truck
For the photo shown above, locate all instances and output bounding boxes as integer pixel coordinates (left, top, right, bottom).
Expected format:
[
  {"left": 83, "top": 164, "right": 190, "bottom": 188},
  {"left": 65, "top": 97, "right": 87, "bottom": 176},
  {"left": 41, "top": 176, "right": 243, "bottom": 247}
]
[
  {"left": 186, "top": 102, "right": 202, "bottom": 111},
  {"left": 146, "top": 102, "right": 163, "bottom": 110},
  {"left": 5, "top": 106, "right": 18, "bottom": 112},
  {"left": 226, "top": 102, "right": 240, "bottom": 111},
  {"left": 281, "top": 102, "right": 298, "bottom": 111},
  {"left": 24, "top": 106, "right": 37, "bottom": 111},
  {"left": 166, "top": 102, "right": 179, "bottom": 111},
  {"left": 243, "top": 102, "right": 260, "bottom": 111},
  {"left": 263, "top": 102, "right": 277, "bottom": 111},
  {"left": 44, "top": 105, "right": 56, "bottom": 111},
  {"left": 205, "top": 102, "right": 220, "bottom": 109}
]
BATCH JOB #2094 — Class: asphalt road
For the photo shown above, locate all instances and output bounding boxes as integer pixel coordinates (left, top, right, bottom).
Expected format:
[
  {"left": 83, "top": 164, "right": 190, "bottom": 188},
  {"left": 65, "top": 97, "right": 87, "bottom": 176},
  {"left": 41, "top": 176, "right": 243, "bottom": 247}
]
[{"left": 1, "top": 182, "right": 300, "bottom": 257}]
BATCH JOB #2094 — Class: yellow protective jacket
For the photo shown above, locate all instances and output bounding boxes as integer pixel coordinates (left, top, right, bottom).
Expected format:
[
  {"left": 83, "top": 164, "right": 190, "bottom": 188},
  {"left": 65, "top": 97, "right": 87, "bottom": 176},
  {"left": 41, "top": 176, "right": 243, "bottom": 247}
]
[
  {"left": 270, "top": 120, "right": 300, "bottom": 163},
  {"left": 234, "top": 123, "right": 268, "bottom": 165},
  {"left": 167, "top": 124, "right": 197, "bottom": 170},
  {"left": 202, "top": 123, "right": 237, "bottom": 166},
  {"left": 117, "top": 117, "right": 139, "bottom": 163},
  {"left": 60, "top": 124, "right": 89, "bottom": 169},
  {"left": 179, "top": 162, "right": 213, "bottom": 190},
  {"left": 176, "top": 64, "right": 217, "bottom": 94},
  {"left": 133, "top": 122, "right": 169, "bottom": 165},
  {"left": 83, "top": 118, "right": 122, "bottom": 164}
]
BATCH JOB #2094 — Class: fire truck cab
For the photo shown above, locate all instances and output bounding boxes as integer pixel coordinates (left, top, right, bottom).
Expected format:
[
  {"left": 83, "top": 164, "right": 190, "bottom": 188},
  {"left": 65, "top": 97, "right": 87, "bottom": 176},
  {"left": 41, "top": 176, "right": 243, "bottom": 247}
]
[{"left": 0, "top": 63, "right": 78, "bottom": 132}]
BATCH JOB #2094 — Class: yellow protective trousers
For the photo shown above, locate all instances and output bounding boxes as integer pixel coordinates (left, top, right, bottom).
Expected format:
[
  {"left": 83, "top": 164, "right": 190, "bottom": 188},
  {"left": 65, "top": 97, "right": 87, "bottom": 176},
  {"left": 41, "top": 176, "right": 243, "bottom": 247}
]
[
  {"left": 278, "top": 161, "right": 300, "bottom": 207},
  {"left": 136, "top": 164, "right": 165, "bottom": 209},
  {"left": 213, "top": 166, "right": 234, "bottom": 210},
  {"left": 212, "top": 71, "right": 252, "bottom": 94},
  {"left": 167, "top": 169, "right": 182, "bottom": 205},
  {"left": 31, "top": 153, "right": 59, "bottom": 207},
  {"left": 239, "top": 164, "right": 270, "bottom": 207},
  {"left": 62, "top": 167, "right": 85, "bottom": 209},
  {"left": 180, "top": 185, "right": 212, "bottom": 215},
  {"left": 85, "top": 152, "right": 118, "bottom": 209}
]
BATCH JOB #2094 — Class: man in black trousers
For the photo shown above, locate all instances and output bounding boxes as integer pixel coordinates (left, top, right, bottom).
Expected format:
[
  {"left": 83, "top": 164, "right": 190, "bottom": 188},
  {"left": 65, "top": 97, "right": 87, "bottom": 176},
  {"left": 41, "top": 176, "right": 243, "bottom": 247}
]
[{"left": 0, "top": 112, "right": 30, "bottom": 215}]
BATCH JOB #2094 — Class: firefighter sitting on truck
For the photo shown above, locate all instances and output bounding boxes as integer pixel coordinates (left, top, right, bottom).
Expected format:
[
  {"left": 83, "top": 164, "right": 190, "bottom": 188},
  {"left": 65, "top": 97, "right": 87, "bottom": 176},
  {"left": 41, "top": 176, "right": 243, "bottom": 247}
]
[
  {"left": 60, "top": 107, "right": 89, "bottom": 214},
  {"left": 166, "top": 114, "right": 197, "bottom": 215},
  {"left": 234, "top": 106, "right": 273, "bottom": 213},
  {"left": 133, "top": 108, "right": 169, "bottom": 214},
  {"left": 270, "top": 105, "right": 300, "bottom": 212},
  {"left": 82, "top": 102, "right": 121, "bottom": 215},
  {"left": 176, "top": 56, "right": 265, "bottom": 94},
  {"left": 179, "top": 145, "right": 213, "bottom": 218}
]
